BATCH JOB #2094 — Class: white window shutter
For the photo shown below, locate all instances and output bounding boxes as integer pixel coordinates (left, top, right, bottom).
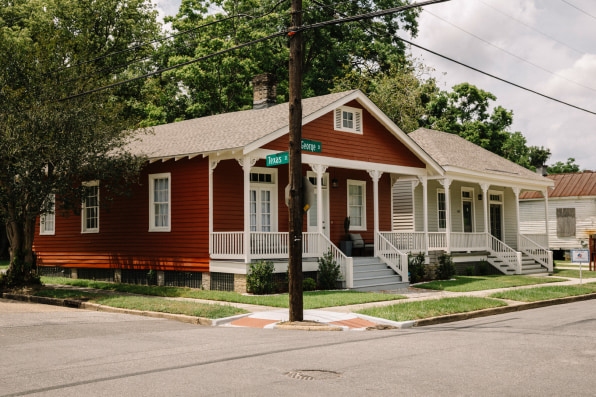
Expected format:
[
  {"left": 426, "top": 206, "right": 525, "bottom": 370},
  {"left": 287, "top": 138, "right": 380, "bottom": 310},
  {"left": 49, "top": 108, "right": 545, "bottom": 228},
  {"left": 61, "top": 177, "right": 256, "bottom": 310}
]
[
  {"left": 354, "top": 110, "right": 362, "bottom": 133},
  {"left": 335, "top": 109, "right": 342, "bottom": 130}
]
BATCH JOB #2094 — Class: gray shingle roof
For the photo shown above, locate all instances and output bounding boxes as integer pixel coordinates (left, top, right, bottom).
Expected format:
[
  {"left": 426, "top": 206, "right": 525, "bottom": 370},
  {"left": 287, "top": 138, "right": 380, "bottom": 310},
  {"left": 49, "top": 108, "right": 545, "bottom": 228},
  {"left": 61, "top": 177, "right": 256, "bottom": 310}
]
[
  {"left": 409, "top": 128, "right": 548, "bottom": 182},
  {"left": 127, "top": 90, "right": 357, "bottom": 158}
]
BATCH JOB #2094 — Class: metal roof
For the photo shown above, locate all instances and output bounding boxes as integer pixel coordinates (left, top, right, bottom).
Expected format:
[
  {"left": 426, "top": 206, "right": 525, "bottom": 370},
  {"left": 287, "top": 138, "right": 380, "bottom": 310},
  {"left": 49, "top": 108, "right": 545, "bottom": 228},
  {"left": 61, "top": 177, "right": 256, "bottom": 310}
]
[{"left": 520, "top": 172, "right": 596, "bottom": 199}]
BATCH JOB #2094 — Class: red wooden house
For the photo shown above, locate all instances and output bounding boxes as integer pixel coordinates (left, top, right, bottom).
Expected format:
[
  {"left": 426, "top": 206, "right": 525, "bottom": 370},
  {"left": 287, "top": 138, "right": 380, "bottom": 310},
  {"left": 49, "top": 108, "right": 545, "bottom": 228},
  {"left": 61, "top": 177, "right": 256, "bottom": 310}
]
[{"left": 34, "top": 74, "right": 554, "bottom": 291}]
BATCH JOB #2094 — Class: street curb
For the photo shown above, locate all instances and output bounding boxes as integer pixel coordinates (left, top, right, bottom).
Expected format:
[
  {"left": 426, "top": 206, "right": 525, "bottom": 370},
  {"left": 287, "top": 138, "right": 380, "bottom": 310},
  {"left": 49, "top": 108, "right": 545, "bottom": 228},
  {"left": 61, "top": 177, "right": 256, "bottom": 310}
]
[
  {"left": 413, "top": 292, "right": 596, "bottom": 327},
  {"left": 1, "top": 293, "right": 213, "bottom": 326}
]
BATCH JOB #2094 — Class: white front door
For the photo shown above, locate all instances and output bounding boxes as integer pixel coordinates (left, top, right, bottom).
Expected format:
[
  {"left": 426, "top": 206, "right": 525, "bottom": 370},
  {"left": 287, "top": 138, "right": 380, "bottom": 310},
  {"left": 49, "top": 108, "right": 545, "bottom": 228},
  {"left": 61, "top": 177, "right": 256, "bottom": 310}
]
[{"left": 307, "top": 173, "right": 330, "bottom": 237}]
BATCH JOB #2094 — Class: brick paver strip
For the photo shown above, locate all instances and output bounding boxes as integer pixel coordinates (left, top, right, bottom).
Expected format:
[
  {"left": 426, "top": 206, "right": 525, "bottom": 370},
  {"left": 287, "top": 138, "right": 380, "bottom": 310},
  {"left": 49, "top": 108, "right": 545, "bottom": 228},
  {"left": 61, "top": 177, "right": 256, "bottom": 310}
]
[
  {"left": 330, "top": 318, "right": 377, "bottom": 329},
  {"left": 230, "top": 317, "right": 278, "bottom": 328}
]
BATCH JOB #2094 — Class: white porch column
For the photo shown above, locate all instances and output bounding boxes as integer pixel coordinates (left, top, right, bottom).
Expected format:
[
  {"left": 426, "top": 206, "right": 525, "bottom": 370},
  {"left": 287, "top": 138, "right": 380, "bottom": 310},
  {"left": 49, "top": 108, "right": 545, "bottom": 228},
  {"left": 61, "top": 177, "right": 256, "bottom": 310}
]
[
  {"left": 543, "top": 189, "right": 550, "bottom": 246},
  {"left": 418, "top": 176, "right": 429, "bottom": 257},
  {"left": 512, "top": 187, "right": 521, "bottom": 249},
  {"left": 237, "top": 156, "right": 257, "bottom": 263},
  {"left": 480, "top": 183, "right": 490, "bottom": 249},
  {"left": 368, "top": 170, "right": 383, "bottom": 257},
  {"left": 310, "top": 164, "right": 327, "bottom": 236},
  {"left": 440, "top": 178, "right": 452, "bottom": 253},
  {"left": 208, "top": 158, "right": 220, "bottom": 255}
]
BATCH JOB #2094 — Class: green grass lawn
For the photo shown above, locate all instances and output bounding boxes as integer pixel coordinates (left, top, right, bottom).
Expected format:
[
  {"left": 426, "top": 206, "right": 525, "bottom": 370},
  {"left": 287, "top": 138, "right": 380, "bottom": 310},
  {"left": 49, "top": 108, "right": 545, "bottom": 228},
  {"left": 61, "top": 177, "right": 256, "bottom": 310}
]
[
  {"left": 553, "top": 268, "right": 596, "bottom": 278},
  {"left": 357, "top": 297, "right": 507, "bottom": 322},
  {"left": 414, "top": 275, "right": 566, "bottom": 292},
  {"left": 490, "top": 283, "right": 596, "bottom": 302},
  {"left": 35, "top": 288, "right": 248, "bottom": 319},
  {"left": 41, "top": 277, "right": 406, "bottom": 309}
]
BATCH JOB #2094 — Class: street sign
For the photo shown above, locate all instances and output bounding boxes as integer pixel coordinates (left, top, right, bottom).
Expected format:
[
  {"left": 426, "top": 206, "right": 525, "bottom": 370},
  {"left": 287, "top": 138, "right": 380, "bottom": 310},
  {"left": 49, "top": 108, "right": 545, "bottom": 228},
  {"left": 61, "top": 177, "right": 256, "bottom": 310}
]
[
  {"left": 301, "top": 139, "right": 322, "bottom": 153},
  {"left": 266, "top": 151, "right": 289, "bottom": 166}
]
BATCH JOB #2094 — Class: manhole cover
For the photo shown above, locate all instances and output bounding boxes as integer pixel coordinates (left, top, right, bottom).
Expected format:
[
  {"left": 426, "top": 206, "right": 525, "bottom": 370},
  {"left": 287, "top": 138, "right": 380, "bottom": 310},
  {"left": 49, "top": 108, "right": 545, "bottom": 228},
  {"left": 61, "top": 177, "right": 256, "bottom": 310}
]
[{"left": 286, "top": 370, "right": 341, "bottom": 381}]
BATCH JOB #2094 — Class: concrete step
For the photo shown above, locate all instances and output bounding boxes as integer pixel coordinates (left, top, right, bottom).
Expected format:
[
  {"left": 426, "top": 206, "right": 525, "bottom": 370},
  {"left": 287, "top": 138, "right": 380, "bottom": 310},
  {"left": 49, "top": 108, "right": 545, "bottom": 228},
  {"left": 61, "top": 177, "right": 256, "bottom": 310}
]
[
  {"left": 354, "top": 268, "right": 396, "bottom": 278},
  {"left": 353, "top": 262, "right": 388, "bottom": 272},
  {"left": 353, "top": 273, "right": 403, "bottom": 286},
  {"left": 352, "top": 257, "right": 382, "bottom": 265}
]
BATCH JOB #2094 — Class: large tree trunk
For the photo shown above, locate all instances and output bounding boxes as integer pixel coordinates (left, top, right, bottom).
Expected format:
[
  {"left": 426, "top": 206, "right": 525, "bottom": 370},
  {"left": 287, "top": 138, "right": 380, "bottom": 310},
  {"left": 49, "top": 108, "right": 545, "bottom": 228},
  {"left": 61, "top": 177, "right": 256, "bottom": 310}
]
[{"left": 5, "top": 202, "right": 37, "bottom": 285}]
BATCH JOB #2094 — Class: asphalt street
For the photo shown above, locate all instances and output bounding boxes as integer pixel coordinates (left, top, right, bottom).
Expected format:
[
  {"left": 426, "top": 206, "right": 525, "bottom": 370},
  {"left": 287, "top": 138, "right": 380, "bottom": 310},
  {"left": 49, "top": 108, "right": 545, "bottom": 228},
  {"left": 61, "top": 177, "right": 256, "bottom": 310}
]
[{"left": 1, "top": 298, "right": 595, "bottom": 396}]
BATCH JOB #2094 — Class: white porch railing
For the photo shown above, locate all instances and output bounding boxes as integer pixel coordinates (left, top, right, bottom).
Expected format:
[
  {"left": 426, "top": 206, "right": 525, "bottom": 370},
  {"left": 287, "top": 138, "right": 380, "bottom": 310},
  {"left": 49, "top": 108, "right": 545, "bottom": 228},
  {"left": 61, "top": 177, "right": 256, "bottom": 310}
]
[
  {"left": 379, "top": 232, "right": 425, "bottom": 252},
  {"left": 211, "top": 232, "right": 244, "bottom": 260},
  {"left": 376, "top": 232, "right": 409, "bottom": 282},
  {"left": 519, "top": 234, "right": 553, "bottom": 272},
  {"left": 451, "top": 232, "right": 488, "bottom": 252},
  {"left": 428, "top": 232, "right": 447, "bottom": 250},
  {"left": 378, "top": 231, "right": 448, "bottom": 252},
  {"left": 487, "top": 234, "right": 522, "bottom": 274},
  {"left": 521, "top": 233, "right": 548, "bottom": 249}
]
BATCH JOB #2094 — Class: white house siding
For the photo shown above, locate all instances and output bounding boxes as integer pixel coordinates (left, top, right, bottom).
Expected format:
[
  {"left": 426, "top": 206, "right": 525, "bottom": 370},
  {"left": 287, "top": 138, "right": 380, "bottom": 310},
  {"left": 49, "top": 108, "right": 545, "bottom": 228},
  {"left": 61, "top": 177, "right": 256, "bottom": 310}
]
[
  {"left": 521, "top": 197, "right": 596, "bottom": 250},
  {"left": 414, "top": 182, "right": 424, "bottom": 232},
  {"left": 392, "top": 181, "right": 415, "bottom": 231}
]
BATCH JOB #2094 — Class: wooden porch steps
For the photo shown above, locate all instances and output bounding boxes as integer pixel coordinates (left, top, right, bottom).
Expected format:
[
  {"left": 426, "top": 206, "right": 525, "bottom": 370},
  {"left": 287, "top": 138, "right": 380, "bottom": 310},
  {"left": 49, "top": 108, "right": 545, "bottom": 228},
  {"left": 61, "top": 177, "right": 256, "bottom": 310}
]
[
  {"left": 351, "top": 257, "right": 409, "bottom": 292},
  {"left": 487, "top": 253, "right": 550, "bottom": 275}
]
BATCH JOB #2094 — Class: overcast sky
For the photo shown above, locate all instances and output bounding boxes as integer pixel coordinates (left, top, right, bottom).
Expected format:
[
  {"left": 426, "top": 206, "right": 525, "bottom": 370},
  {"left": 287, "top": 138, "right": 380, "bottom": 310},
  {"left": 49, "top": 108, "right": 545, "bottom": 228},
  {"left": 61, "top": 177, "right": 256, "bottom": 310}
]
[{"left": 153, "top": 0, "right": 596, "bottom": 170}]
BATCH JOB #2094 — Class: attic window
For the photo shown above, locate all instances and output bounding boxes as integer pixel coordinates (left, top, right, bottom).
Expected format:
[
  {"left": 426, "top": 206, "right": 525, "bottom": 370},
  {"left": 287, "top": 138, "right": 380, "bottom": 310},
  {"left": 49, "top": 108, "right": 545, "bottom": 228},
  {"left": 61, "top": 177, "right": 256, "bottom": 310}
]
[{"left": 334, "top": 106, "right": 362, "bottom": 134}]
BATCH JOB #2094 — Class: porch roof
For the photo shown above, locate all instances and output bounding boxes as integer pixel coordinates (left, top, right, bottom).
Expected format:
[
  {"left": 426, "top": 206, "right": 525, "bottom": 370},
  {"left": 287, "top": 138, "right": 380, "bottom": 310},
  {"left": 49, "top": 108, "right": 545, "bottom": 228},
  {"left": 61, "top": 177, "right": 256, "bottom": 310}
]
[
  {"left": 127, "top": 91, "right": 357, "bottom": 159},
  {"left": 409, "top": 128, "right": 553, "bottom": 187}
]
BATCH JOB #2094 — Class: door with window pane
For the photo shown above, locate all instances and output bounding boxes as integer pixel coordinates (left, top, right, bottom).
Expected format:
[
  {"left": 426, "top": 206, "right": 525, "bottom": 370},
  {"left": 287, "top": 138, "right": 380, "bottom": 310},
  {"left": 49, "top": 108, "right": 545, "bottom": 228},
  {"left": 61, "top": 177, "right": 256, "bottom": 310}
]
[{"left": 250, "top": 188, "right": 272, "bottom": 232}]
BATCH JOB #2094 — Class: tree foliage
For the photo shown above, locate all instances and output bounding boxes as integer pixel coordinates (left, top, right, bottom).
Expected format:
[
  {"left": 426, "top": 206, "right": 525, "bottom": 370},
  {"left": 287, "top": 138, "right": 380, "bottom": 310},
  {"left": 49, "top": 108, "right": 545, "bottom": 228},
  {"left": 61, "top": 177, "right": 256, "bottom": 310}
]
[
  {"left": 548, "top": 158, "right": 581, "bottom": 174},
  {"left": 0, "top": 0, "right": 160, "bottom": 286},
  {"left": 133, "top": 0, "right": 421, "bottom": 125}
]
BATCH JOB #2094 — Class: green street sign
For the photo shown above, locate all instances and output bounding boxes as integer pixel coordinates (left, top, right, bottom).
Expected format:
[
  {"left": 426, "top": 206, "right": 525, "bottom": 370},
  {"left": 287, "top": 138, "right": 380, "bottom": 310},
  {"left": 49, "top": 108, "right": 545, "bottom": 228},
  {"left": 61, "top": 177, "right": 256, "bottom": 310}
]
[
  {"left": 266, "top": 151, "right": 289, "bottom": 166},
  {"left": 301, "top": 139, "right": 322, "bottom": 153}
]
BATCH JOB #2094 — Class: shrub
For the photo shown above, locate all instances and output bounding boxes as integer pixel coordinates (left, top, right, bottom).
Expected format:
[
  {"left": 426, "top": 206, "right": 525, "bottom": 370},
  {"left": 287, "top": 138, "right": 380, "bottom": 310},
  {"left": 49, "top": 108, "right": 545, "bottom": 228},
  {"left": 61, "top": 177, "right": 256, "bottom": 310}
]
[
  {"left": 303, "top": 277, "right": 316, "bottom": 291},
  {"left": 408, "top": 252, "right": 426, "bottom": 283},
  {"left": 435, "top": 254, "right": 456, "bottom": 280},
  {"left": 317, "top": 249, "right": 341, "bottom": 290},
  {"left": 247, "top": 260, "right": 275, "bottom": 294},
  {"left": 464, "top": 266, "right": 475, "bottom": 276},
  {"left": 478, "top": 260, "right": 489, "bottom": 275}
]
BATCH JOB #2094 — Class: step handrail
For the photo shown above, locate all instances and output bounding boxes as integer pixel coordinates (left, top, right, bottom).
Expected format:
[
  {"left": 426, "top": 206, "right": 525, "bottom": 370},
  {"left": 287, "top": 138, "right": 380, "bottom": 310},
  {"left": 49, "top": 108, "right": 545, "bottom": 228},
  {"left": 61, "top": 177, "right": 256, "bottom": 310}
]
[
  {"left": 319, "top": 233, "right": 354, "bottom": 288},
  {"left": 376, "top": 232, "right": 409, "bottom": 282},
  {"left": 518, "top": 234, "right": 553, "bottom": 272},
  {"left": 487, "top": 234, "right": 522, "bottom": 274}
]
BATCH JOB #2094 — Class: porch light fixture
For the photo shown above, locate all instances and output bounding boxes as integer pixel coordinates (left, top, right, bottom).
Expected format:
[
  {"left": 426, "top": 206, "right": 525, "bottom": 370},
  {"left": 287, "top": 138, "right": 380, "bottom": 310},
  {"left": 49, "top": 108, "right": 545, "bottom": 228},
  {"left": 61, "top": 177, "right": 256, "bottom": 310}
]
[
  {"left": 478, "top": 194, "right": 483, "bottom": 200},
  {"left": 332, "top": 178, "right": 338, "bottom": 188}
]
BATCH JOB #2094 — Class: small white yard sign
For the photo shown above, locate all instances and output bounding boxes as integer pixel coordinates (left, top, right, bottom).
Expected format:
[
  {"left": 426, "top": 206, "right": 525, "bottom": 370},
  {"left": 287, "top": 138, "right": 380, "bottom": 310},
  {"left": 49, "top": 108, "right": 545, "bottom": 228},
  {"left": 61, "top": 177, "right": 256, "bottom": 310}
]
[{"left": 571, "top": 249, "right": 589, "bottom": 284}]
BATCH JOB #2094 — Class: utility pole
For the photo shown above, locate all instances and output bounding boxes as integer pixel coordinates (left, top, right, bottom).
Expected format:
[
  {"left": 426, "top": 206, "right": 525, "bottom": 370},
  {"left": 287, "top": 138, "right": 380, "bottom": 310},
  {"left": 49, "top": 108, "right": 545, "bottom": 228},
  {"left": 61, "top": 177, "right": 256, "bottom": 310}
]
[{"left": 288, "top": 0, "right": 303, "bottom": 322}]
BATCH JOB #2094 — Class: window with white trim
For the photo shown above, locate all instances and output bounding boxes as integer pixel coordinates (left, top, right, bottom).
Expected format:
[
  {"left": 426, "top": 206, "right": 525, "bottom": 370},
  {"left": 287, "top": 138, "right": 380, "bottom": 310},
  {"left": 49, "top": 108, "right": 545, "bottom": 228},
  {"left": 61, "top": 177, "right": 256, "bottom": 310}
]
[
  {"left": 347, "top": 180, "right": 366, "bottom": 230},
  {"left": 437, "top": 189, "right": 446, "bottom": 231},
  {"left": 250, "top": 168, "right": 277, "bottom": 232},
  {"left": 40, "top": 194, "right": 55, "bottom": 235},
  {"left": 149, "top": 173, "right": 171, "bottom": 232},
  {"left": 81, "top": 182, "right": 99, "bottom": 233},
  {"left": 334, "top": 106, "right": 363, "bottom": 134}
]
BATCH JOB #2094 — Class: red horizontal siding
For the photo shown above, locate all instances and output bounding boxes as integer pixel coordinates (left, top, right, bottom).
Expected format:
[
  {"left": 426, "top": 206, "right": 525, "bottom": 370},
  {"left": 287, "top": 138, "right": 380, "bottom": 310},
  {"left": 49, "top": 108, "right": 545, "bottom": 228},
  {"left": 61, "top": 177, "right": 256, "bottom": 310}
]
[
  {"left": 34, "top": 157, "right": 210, "bottom": 272},
  {"left": 263, "top": 100, "right": 425, "bottom": 168}
]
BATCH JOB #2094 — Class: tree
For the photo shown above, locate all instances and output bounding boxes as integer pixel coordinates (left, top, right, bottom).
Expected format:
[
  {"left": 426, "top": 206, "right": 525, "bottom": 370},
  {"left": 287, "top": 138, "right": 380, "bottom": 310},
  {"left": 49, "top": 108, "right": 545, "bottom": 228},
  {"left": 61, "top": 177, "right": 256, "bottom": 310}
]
[
  {"left": 548, "top": 158, "right": 581, "bottom": 174},
  {"left": 136, "top": 0, "right": 421, "bottom": 124},
  {"left": 332, "top": 58, "right": 438, "bottom": 133},
  {"left": 0, "top": 0, "right": 160, "bottom": 286}
]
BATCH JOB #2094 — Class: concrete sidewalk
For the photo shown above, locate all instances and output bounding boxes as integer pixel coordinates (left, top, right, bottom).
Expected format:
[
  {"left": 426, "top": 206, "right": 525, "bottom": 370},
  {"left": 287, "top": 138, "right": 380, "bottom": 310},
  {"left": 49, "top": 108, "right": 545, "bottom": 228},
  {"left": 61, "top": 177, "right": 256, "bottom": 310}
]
[{"left": 6, "top": 274, "right": 596, "bottom": 331}]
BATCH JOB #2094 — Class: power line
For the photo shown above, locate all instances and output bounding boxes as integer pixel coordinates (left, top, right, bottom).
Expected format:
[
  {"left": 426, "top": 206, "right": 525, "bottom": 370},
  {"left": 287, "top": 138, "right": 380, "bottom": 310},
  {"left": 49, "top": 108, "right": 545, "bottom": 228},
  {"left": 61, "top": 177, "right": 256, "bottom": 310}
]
[
  {"left": 478, "top": 0, "right": 587, "bottom": 55},
  {"left": 422, "top": 9, "right": 596, "bottom": 94},
  {"left": 53, "top": 0, "right": 290, "bottom": 75},
  {"left": 560, "top": 0, "right": 596, "bottom": 20},
  {"left": 401, "top": 35, "right": 596, "bottom": 116},
  {"left": 61, "top": 0, "right": 449, "bottom": 101}
]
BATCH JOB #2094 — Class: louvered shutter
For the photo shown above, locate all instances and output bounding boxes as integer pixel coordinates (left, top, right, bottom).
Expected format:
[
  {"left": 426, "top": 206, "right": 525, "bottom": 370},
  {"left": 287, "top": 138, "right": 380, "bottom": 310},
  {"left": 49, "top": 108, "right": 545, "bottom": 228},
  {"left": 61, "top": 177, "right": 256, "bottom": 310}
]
[
  {"left": 335, "top": 109, "right": 342, "bottom": 130},
  {"left": 354, "top": 110, "right": 362, "bottom": 133}
]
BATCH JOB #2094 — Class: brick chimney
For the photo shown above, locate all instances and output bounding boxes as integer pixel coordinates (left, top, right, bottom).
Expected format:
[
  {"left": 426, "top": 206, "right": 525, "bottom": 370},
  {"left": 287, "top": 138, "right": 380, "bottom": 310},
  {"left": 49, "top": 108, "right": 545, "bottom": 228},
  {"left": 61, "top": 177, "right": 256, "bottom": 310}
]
[{"left": 252, "top": 73, "right": 277, "bottom": 109}]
